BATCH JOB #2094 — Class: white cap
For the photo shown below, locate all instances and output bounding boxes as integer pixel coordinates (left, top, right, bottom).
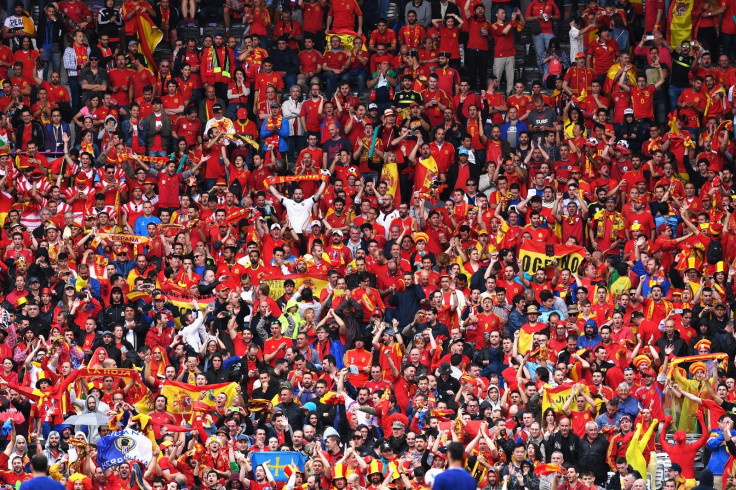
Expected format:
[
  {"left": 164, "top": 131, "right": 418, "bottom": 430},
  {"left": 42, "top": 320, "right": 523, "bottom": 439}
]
[
  {"left": 310, "top": 220, "right": 321, "bottom": 228},
  {"left": 270, "top": 223, "right": 282, "bottom": 230}
]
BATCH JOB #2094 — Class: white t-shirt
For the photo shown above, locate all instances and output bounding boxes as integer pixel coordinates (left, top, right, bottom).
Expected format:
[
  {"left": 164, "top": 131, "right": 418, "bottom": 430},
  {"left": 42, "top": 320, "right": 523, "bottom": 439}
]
[{"left": 281, "top": 197, "right": 316, "bottom": 232}]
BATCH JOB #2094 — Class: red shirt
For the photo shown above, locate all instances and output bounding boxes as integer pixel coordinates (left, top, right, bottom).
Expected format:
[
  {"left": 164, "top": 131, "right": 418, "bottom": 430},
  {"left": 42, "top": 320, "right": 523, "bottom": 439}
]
[
  {"left": 438, "top": 25, "right": 461, "bottom": 59},
  {"left": 264, "top": 337, "right": 289, "bottom": 366},
  {"left": 369, "top": 29, "right": 397, "bottom": 48},
  {"left": 162, "top": 93, "right": 185, "bottom": 123},
  {"left": 108, "top": 68, "right": 134, "bottom": 106},
  {"left": 131, "top": 68, "right": 156, "bottom": 100},
  {"left": 254, "top": 72, "right": 284, "bottom": 102},
  {"left": 491, "top": 21, "right": 518, "bottom": 57},
  {"left": 173, "top": 117, "right": 202, "bottom": 147},
  {"left": 323, "top": 50, "right": 349, "bottom": 71},
  {"left": 298, "top": 50, "right": 322, "bottom": 74},
  {"left": 13, "top": 49, "right": 39, "bottom": 83},
  {"left": 467, "top": 17, "right": 493, "bottom": 50},
  {"left": 483, "top": 92, "right": 506, "bottom": 124},
  {"left": 631, "top": 85, "right": 656, "bottom": 121},
  {"left": 430, "top": 141, "right": 455, "bottom": 174},
  {"left": 525, "top": 0, "right": 559, "bottom": 33},
  {"left": 302, "top": 1, "right": 325, "bottom": 32},
  {"left": 678, "top": 88, "right": 707, "bottom": 127},
  {"left": 328, "top": 0, "right": 362, "bottom": 30},
  {"left": 563, "top": 66, "right": 597, "bottom": 96},
  {"left": 587, "top": 38, "right": 619, "bottom": 75},
  {"left": 435, "top": 66, "right": 460, "bottom": 96}
]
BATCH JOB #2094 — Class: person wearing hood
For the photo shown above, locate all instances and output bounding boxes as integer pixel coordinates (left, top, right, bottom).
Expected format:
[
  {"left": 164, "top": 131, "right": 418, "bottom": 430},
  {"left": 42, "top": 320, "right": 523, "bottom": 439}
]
[
  {"left": 72, "top": 394, "right": 109, "bottom": 445},
  {"left": 204, "top": 354, "right": 230, "bottom": 384},
  {"left": 97, "top": 286, "right": 127, "bottom": 330},
  {"left": 577, "top": 320, "right": 602, "bottom": 350},
  {"left": 482, "top": 467, "right": 503, "bottom": 490},
  {"left": 278, "top": 298, "right": 304, "bottom": 341},
  {"left": 90, "top": 330, "right": 122, "bottom": 366},
  {"left": 691, "top": 469, "right": 716, "bottom": 490},
  {"left": 510, "top": 459, "right": 540, "bottom": 490},
  {"left": 40, "top": 430, "right": 66, "bottom": 466}
]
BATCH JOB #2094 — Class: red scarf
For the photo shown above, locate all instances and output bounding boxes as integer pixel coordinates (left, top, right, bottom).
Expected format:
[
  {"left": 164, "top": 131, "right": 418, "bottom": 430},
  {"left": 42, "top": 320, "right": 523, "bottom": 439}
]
[
  {"left": 402, "top": 24, "right": 423, "bottom": 49},
  {"left": 159, "top": 5, "right": 170, "bottom": 24},
  {"left": 73, "top": 43, "right": 87, "bottom": 69},
  {"left": 265, "top": 115, "right": 282, "bottom": 147}
]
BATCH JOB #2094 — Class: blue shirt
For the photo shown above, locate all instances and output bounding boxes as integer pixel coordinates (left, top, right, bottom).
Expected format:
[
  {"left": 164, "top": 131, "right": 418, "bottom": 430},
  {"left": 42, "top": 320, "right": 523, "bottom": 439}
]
[
  {"left": 433, "top": 467, "right": 477, "bottom": 490},
  {"left": 134, "top": 215, "right": 161, "bottom": 236},
  {"left": 614, "top": 395, "right": 640, "bottom": 419},
  {"left": 21, "top": 476, "right": 65, "bottom": 490}
]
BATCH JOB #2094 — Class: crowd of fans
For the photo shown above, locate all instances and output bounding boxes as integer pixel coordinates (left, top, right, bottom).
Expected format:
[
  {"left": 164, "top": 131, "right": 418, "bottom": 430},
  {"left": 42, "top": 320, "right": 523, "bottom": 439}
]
[{"left": 0, "top": 0, "right": 735, "bottom": 489}]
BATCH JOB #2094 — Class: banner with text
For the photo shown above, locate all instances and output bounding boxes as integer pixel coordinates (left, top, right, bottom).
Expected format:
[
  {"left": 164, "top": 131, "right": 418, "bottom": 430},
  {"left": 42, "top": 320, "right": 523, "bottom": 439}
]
[
  {"left": 519, "top": 241, "right": 585, "bottom": 274},
  {"left": 262, "top": 274, "right": 330, "bottom": 301}
]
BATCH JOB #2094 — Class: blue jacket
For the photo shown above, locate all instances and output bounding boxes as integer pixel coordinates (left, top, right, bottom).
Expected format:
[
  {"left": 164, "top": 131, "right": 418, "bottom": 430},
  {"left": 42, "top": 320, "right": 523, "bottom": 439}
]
[
  {"left": 508, "top": 309, "right": 527, "bottom": 335},
  {"left": 121, "top": 118, "right": 146, "bottom": 149},
  {"left": 260, "top": 116, "right": 291, "bottom": 153},
  {"left": 707, "top": 429, "right": 736, "bottom": 474},
  {"left": 500, "top": 120, "right": 529, "bottom": 147},
  {"left": 388, "top": 284, "right": 426, "bottom": 327}
]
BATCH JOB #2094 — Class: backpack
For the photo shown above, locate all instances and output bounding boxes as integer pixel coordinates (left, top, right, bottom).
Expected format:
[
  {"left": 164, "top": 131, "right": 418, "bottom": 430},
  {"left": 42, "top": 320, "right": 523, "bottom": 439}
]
[{"left": 707, "top": 239, "right": 723, "bottom": 264}]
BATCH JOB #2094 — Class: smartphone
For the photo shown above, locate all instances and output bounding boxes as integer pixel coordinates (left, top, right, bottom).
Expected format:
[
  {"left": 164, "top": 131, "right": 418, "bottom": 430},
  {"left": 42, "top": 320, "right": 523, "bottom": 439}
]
[{"left": 646, "top": 35, "right": 654, "bottom": 41}]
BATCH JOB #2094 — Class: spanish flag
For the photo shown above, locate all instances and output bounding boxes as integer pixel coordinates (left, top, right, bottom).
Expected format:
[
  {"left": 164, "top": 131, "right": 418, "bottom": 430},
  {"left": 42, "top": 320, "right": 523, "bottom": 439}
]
[
  {"left": 380, "top": 158, "right": 400, "bottom": 208},
  {"left": 518, "top": 322, "right": 549, "bottom": 355},
  {"left": 133, "top": 12, "right": 163, "bottom": 70},
  {"left": 667, "top": 0, "right": 698, "bottom": 52},
  {"left": 320, "top": 391, "right": 343, "bottom": 405},
  {"left": 161, "top": 380, "right": 239, "bottom": 420}
]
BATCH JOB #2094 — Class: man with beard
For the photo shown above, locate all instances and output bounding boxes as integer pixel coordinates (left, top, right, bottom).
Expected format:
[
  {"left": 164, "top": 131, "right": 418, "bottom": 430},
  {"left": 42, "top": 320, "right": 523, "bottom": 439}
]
[{"left": 41, "top": 430, "right": 66, "bottom": 465}]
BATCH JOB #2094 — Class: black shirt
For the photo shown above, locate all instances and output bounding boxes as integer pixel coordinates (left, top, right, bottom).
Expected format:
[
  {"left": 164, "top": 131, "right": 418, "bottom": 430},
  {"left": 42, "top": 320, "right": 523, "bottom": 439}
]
[
  {"left": 670, "top": 52, "right": 694, "bottom": 88},
  {"left": 393, "top": 89, "right": 423, "bottom": 108}
]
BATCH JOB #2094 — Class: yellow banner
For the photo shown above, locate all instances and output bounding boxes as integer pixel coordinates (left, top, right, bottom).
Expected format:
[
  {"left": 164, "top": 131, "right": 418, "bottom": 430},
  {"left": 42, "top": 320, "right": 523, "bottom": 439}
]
[
  {"left": 261, "top": 274, "right": 329, "bottom": 301},
  {"left": 541, "top": 382, "right": 592, "bottom": 414},
  {"left": 519, "top": 241, "right": 585, "bottom": 274}
]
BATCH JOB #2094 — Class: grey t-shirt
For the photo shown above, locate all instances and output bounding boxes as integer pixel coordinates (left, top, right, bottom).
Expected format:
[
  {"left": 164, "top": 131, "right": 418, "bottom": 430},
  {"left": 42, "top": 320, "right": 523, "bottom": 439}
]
[{"left": 527, "top": 108, "right": 557, "bottom": 139}]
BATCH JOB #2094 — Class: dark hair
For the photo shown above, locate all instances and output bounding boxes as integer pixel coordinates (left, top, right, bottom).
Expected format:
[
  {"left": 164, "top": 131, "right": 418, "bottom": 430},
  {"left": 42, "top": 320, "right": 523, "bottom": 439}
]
[
  {"left": 30, "top": 453, "right": 48, "bottom": 473},
  {"left": 446, "top": 441, "right": 464, "bottom": 462}
]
